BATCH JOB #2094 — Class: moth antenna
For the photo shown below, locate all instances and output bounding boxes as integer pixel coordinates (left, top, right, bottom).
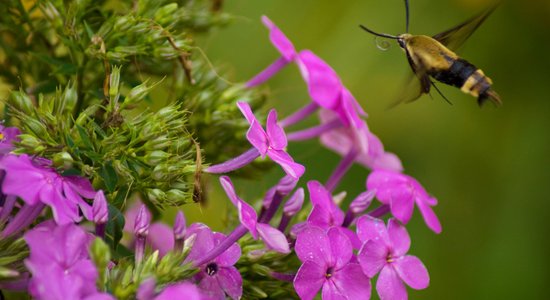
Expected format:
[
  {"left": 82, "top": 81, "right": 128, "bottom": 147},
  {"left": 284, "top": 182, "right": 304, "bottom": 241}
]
[{"left": 404, "top": 0, "right": 410, "bottom": 32}]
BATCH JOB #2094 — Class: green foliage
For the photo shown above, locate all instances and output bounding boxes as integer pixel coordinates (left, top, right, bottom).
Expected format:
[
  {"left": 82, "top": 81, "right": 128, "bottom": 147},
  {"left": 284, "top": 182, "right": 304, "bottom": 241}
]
[
  {"left": 0, "top": 237, "right": 28, "bottom": 281},
  {"left": 237, "top": 236, "right": 301, "bottom": 299}
]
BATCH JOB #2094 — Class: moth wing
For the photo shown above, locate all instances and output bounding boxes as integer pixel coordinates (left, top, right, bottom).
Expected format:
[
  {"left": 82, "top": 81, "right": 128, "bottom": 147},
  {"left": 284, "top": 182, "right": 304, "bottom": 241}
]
[
  {"left": 388, "top": 52, "right": 431, "bottom": 108},
  {"left": 432, "top": 2, "right": 499, "bottom": 51}
]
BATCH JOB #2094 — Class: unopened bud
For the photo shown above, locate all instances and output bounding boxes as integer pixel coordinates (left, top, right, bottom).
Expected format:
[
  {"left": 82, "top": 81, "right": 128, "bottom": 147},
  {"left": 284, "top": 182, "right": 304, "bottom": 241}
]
[
  {"left": 283, "top": 188, "right": 304, "bottom": 216},
  {"left": 9, "top": 90, "right": 34, "bottom": 115},
  {"left": 52, "top": 152, "right": 74, "bottom": 169},
  {"left": 134, "top": 205, "right": 151, "bottom": 237},
  {"left": 92, "top": 190, "right": 108, "bottom": 225},
  {"left": 349, "top": 190, "right": 376, "bottom": 214}
]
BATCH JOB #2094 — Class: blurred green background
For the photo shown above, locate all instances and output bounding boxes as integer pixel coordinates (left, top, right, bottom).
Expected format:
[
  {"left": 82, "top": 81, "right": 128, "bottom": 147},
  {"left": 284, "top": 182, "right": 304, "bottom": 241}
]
[{"left": 190, "top": 0, "right": 550, "bottom": 299}]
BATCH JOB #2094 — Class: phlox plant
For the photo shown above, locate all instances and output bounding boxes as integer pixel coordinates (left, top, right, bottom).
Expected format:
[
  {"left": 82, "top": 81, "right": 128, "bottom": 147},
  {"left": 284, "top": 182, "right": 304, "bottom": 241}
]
[{"left": 0, "top": 1, "right": 443, "bottom": 299}]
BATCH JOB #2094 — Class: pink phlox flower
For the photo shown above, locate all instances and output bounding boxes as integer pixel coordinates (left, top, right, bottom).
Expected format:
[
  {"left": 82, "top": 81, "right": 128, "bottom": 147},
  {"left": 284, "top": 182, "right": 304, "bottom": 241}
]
[
  {"left": 24, "top": 221, "right": 113, "bottom": 300},
  {"left": 319, "top": 110, "right": 403, "bottom": 172},
  {"left": 0, "top": 154, "right": 97, "bottom": 225},
  {"left": 219, "top": 176, "right": 290, "bottom": 254},
  {"left": 366, "top": 170, "right": 441, "bottom": 233},
  {"left": 237, "top": 101, "right": 305, "bottom": 179},
  {"left": 184, "top": 225, "right": 242, "bottom": 300},
  {"left": 155, "top": 282, "right": 203, "bottom": 300},
  {"left": 294, "top": 226, "right": 371, "bottom": 300},
  {"left": 138, "top": 278, "right": 203, "bottom": 300},
  {"left": 357, "top": 217, "right": 430, "bottom": 300},
  {"left": 0, "top": 125, "right": 20, "bottom": 155}
]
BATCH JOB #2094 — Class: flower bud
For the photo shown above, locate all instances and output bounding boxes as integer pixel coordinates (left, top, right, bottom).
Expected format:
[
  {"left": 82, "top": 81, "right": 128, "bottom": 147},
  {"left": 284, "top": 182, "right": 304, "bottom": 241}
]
[
  {"left": 154, "top": 3, "right": 178, "bottom": 24},
  {"left": 166, "top": 189, "right": 188, "bottom": 204},
  {"left": 92, "top": 190, "right": 108, "bottom": 225},
  {"left": 349, "top": 190, "right": 376, "bottom": 214},
  {"left": 52, "top": 152, "right": 74, "bottom": 169},
  {"left": 9, "top": 90, "right": 34, "bottom": 115},
  {"left": 109, "top": 66, "right": 121, "bottom": 104},
  {"left": 173, "top": 211, "right": 186, "bottom": 240},
  {"left": 283, "top": 188, "right": 304, "bottom": 216},
  {"left": 134, "top": 205, "right": 151, "bottom": 237},
  {"left": 143, "top": 150, "right": 170, "bottom": 166}
]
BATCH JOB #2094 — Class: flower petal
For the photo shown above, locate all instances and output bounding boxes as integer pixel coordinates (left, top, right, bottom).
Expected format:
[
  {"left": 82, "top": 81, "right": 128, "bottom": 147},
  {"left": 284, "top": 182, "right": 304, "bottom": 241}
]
[
  {"left": 297, "top": 50, "right": 342, "bottom": 110},
  {"left": 331, "top": 263, "right": 372, "bottom": 300},
  {"left": 389, "top": 187, "right": 415, "bottom": 225},
  {"left": 416, "top": 198, "right": 442, "bottom": 234},
  {"left": 184, "top": 226, "right": 214, "bottom": 263},
  {"left": 327, "top": 227, "right": 352, "bottom": 269},
  {"left": 265, "top": 109, "right": 287, "bottom": 150},
  {"left": 321, "top": 281, "right": 347, "bottom": 300},
  {"left": 295, "top": 226, "right": 330, "bottom": 264},
  {"left": 217, "top": 266, "right": 243, "bottom": 300},
  {"left": 236, "top": 101, "right": 257, "bottom": 125},
  {"left": 155, "top": 282, "right": 202, "bottom": 300},
  {"left": 356, "top": 215, "right": 388, "bottom": 244},
  {"left": 293, "top": 260, "right": 326, "bottom": 300},
  {"left": 213, "top": 232, "right": 241, "bottom": 267},
  {"left": 219, "top": 176, "right": 240, "bottom": 207},
  {"left": 267, "top": 149, "right": 305, "bottom": 179},
  {"left": 256, "top": 223, "right": 290, "bottom": 253},
  {"left": 197, "top": 275, "right": 224, "bottom": 300},
  {"left": 261, "top": 16, "right": 296, "bottom": 61},
  {"left": 376, "top": 266, "right": 408, "bottom": 300},
  {"left": 393, "top": 255, "right": 430, "bottom": 290},
  {"left": 147, "top": 223, "right": 174, "bottom": 257},
  {"left": 357, "top": 240, "right": 388, "bottom": 278},
  {"left": 247, "top": 121, "right": 269, "bottom": 155},
  {"left": 387, "top": 219, "right": 410, "bottom": 257}
]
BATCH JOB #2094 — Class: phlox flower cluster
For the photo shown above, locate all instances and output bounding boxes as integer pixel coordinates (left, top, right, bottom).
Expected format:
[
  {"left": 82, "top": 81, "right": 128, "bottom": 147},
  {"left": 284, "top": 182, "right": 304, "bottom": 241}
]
[{"left": 0, "top": 16, "right": 442, "bottom": 300}]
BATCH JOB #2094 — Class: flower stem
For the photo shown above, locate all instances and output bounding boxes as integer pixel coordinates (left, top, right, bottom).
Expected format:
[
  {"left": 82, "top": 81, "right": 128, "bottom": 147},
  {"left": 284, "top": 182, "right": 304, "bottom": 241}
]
[
  {"left": 277, "top": 214, "right": 291, "bottom": 232},
  {"left": 246, "top": 57, "right": 289, "bottom": 88},
  {"left": 135, "top": 236, "right": 146, "bottom": 265},
  {"left": 1, "top": 203, "right": 45, "bottom": 238},
  {"left": 259, "top": 192, "right": 284, "bottom": 223},
  {"left": 193, "top": 225, "right": 248, "bottom": 267},
  {"left": 0, "top": 195, "right": 17, "bottom": 226},
  {"left": 270, "top": 271, "right": 296, "bottom": 282},
  {"left": 325, "top": 147, "right": 359, "bottom": 192},
  {"left": 205, "top": 148, "right": 260, "bottom": 174},
  {"left": 279, "top": 102, "right": 319, "bottom": 128},
  {"left": 95, "top": 223, "right": 106, "bottom": 239},
  {"left": 368, "top": 205, "right": 390, "bottom": 218},
  {"left": 286, "top": 119, "right": 343, "bottom": 141}
]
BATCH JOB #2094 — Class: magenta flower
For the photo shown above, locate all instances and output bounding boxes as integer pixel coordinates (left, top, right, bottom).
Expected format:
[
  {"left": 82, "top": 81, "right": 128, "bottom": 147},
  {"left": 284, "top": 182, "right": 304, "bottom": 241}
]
[
  {"left": 220, "top": 176, "right": 290, "bottom": 253},
  {"left": 237, "top": 101, "right": 305, "bottom": 179},
  {"left": 366, "top": 170, "right": 441, "bottom": 233},
  {"left": 24, "top": 221, "right": 113, "bottom": 300},
  {"left": 0, "top": 154, "right": 96, "bottom": 225},
  {"left": 0, "top": 125, "right": 20, "bottom": 155},
  {"left": 155, "top": 282, "right": 202, "bottom": 300},
  {"left": 185, "top": 225, "right": 242, "bottom": 300},
  {"left": 319, "top": 110, "right": 403, "bottom": 172},
  {"left": 294, "top": 226, "right": 371, "bottom": 300},
  {"left": 357, "top": 217, "right": 430, "bottom": 300}
]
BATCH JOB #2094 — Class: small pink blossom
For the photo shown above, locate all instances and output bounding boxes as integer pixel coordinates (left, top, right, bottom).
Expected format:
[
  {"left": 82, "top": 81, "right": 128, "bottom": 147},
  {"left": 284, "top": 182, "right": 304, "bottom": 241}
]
[
  {"left": 367, "top": 170, "right": 441, "bottom": 233},
  {"left": 0, "top": 154, "right": 96, "bottom": 225},
  {"left": 357, "top": 217, "right": 430, "bottom": 300},
  {"left": 237, "top": 101, "right": 305, "bottom": 179},
  {"left": 294, "top": 226, "right": 371, "bottom": 300}
]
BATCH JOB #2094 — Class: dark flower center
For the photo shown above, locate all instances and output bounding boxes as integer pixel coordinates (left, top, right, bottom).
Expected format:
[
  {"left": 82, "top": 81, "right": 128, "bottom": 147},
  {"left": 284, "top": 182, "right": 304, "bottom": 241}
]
[
  {"left": 206, "top": 262, "right": 219, "bottom": 276},
  {"left": 325, "top": 267, "right": 334, "bottom": 279}
]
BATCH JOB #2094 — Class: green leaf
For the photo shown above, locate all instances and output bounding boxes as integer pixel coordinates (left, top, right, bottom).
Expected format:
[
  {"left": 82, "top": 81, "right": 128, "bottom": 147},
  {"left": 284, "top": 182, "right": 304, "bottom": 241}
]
[
  {"left": 76, "top": 124, "right": 94, "bottom": 150},
  {"left": 105, "top": 203, "right": 125, "bottom": 250},
  {"left": 99, "top": 162, "right": 118, "bottom": 192}
]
